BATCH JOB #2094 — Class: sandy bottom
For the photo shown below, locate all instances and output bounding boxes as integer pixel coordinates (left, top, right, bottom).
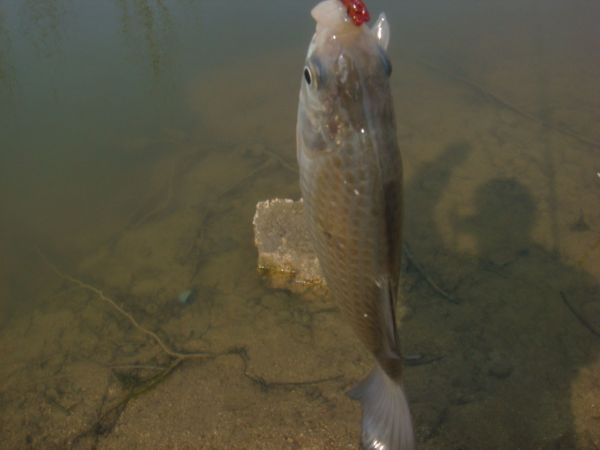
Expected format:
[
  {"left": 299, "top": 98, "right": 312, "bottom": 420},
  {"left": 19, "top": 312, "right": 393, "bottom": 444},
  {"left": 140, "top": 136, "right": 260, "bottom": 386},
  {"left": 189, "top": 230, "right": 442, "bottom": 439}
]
[{"left": 1, "top": 46, "right": 599, "bottom": 449}]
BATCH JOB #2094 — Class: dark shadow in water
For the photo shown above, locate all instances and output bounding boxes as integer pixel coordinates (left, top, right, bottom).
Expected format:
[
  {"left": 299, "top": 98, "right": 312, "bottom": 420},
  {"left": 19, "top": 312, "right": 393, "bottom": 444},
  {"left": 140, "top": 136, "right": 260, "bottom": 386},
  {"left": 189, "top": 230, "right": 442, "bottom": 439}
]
[{"left": 405, "top": 142, "right": 600, "bottom": 448}]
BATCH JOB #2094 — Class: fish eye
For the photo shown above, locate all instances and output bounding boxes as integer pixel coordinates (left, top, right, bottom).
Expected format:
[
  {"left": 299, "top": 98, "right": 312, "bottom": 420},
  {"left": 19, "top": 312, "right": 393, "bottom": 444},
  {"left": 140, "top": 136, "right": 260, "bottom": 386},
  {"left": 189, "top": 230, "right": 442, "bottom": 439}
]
[
  {"left": 304, "top": 58, "right": 323, "bottom": 88},
  {"left": 304, "top": 66, "right": 312, "bottom": 85}
]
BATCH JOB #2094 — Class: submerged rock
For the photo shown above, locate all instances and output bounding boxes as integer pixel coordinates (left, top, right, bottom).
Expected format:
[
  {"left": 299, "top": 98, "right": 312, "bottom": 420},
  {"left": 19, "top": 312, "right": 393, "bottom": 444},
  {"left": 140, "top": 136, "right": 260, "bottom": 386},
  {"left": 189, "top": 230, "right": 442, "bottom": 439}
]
[{"left": 252, "top": 198, "right": 326, "bottom": 295}]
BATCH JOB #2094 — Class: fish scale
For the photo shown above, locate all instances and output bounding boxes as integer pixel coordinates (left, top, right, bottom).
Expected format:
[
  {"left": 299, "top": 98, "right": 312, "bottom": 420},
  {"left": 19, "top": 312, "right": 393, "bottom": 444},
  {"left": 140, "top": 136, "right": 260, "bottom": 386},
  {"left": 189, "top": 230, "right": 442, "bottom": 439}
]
[{"left": 303, "top": 137, "right": 388, "bottom": 353}]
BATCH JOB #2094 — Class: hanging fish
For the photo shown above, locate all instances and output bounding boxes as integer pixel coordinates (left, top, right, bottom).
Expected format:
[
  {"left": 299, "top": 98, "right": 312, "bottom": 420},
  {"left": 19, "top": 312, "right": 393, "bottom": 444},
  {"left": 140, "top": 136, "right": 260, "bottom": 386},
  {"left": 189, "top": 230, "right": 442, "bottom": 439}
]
[{"left": 296, "top": 1, "right": 414, "bottom": 449}]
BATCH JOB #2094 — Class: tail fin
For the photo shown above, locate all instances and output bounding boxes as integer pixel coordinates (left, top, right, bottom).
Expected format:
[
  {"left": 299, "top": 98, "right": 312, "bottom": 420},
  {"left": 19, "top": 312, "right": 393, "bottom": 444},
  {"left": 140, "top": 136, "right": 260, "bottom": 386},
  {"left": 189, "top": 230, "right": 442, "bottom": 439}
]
[{"left": 349, "top": 364, "right": 415, "bottom": 450}]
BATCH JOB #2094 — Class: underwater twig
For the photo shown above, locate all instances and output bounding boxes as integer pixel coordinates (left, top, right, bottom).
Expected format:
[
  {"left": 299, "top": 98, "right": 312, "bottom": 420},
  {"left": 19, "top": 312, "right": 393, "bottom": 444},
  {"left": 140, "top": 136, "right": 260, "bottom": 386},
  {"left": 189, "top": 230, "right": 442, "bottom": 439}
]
[
  {"left": 127, "top": 159, "right": 177, "bottom": 229},
  {"left": 37, "top": 249, "right": 213, "bottom": 360},
  {"left": 68, "top": 348, "right": 252, "bottom": 447},
  {"left": 118, "top": 358, "right": 184, "bottom": 401},
  {"left": 109, "top": 364, "right": 167, "bottom": 371},
  {"left": 403, "top": 243, "right": 459, "bottom": 304},
  {"left": 561, "top": 291, "right": 600, "bottom": 339},
  {"left": 69, "top": 358, "right": 183, "bottom": 447},
  {"left": 44, "top": 393, "right": 74, "bottom": 416},
  {"left": 216, "top": 158, "right": 274, "bottom": 200},
  {"left": 231, "top": 346, "right": 343, "bottom": 392},
  {"left": 262, "top": 148, "right": 298, "bottom": 173}
]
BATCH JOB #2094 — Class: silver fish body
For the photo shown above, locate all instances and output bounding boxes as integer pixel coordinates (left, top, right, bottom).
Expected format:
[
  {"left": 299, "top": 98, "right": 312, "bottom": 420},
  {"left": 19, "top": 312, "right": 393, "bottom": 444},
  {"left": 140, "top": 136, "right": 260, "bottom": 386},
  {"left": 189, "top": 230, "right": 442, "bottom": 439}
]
[{"left": 296, "top": 1, "right": 414, "bottom": 449}]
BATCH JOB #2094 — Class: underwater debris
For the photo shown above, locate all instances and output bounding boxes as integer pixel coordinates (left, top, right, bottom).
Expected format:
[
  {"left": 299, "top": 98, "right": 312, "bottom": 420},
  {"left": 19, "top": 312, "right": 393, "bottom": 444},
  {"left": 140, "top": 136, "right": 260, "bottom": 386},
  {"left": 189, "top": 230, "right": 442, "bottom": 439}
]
[{"left": 177, "top": 288, "right": 195, "bottom": 304}]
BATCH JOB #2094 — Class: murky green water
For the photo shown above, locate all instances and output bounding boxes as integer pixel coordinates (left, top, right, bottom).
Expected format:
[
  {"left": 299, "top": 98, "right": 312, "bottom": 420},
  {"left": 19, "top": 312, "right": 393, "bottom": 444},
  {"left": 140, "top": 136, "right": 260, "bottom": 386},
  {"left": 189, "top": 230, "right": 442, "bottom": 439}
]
[{"left": 1, "top": 0, "right": 599, "bottom": 449}]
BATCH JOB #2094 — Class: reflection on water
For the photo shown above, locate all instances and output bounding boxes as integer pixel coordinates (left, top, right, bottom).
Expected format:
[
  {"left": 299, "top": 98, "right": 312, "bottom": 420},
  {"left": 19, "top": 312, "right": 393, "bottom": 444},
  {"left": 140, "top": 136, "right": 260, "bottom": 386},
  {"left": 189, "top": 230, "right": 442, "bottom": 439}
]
[
  {"left": 21, "top": 0, "right": 63, "bottom": 57},
  {"left": 0, "top": 0, "right": 599, "bottom": 448},
  {"left": 115, "top": 0, "right": 174, "bottom": 78},
  {"left": 0, "top": 8, "right": 15, "bottom": 95}
]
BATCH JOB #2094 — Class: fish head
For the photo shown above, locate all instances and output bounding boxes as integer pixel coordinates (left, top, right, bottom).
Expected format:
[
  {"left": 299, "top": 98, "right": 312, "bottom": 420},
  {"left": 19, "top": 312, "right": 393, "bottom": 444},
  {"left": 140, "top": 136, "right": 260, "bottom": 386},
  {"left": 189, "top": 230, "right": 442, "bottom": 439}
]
[{"left": 298, "top": 0, "right": 392, "bottom": 156}]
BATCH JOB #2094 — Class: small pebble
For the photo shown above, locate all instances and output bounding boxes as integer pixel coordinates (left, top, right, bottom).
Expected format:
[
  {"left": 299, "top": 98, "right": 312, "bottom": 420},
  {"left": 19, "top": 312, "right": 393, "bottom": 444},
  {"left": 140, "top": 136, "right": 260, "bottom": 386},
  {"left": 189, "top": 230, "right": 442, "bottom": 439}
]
[{"left": 178, "top": 289, "right": 195, "bottom": 305}]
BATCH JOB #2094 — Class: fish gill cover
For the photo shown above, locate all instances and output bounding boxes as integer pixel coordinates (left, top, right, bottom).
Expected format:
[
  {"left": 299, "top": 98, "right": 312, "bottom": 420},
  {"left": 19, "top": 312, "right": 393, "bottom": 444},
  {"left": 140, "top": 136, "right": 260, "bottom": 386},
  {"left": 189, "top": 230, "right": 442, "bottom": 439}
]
[{"left": 340, "top": 0, "right": 370, "bottom": 26}]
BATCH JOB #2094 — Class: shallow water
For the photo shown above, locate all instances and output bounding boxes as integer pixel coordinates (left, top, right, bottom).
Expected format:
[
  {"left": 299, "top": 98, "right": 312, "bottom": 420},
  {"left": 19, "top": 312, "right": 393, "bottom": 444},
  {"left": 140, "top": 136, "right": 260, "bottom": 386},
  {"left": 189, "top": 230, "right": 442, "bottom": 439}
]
[{"left": 1, "top": 0, "right": 599, "bottom": 448}]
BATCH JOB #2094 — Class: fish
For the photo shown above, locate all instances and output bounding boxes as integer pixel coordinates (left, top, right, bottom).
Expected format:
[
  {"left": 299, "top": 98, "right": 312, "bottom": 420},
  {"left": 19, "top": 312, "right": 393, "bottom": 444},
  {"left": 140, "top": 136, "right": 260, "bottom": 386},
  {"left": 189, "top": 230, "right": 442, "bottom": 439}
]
[{"left": 296, "top": 1, "right": 414, "bottom": 449}]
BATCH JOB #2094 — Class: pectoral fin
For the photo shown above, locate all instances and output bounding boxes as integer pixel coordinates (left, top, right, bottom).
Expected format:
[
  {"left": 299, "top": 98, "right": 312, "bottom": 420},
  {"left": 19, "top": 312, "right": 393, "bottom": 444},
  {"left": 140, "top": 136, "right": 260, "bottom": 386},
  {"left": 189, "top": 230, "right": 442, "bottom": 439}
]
[
  {"left": 371, "top": 12, "right": 390, "bottom": 50},
  {"left": 375, "top": 276, "right": 401, "bottom": 367}
]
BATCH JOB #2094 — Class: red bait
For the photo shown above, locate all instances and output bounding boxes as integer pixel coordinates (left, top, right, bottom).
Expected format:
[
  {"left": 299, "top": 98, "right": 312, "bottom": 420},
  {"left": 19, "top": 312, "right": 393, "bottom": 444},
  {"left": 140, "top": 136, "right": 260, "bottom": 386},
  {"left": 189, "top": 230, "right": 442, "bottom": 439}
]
[{"left": 341, "top": 0, "right": 370, "bottom": 26}]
